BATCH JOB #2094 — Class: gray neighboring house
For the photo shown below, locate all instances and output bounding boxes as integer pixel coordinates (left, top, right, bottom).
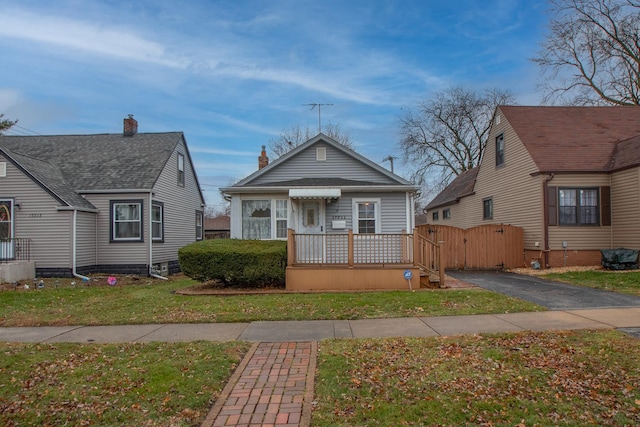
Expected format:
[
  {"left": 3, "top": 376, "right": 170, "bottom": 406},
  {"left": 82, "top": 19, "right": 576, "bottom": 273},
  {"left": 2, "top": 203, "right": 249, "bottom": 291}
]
[
  {"left": 0, "top": 116, "right": 205, "bottom": 277},
  {"left": 222, "top": 133, "right": 419, "bottom": 240}
]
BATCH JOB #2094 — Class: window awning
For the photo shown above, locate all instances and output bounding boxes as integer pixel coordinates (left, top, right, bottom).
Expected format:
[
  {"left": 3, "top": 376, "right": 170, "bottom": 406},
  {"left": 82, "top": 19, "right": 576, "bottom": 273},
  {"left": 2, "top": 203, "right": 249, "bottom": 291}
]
[{"left": 289, "top": 188, "right": 341, "bottom": 199}]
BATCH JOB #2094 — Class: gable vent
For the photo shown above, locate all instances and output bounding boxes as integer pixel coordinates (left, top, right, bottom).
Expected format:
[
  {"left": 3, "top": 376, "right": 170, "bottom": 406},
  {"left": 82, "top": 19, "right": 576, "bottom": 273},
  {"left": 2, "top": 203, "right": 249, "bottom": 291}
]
[
  {"left": 0, "top": 162, "right": 6, "bottom": 177},
  {"left": 316, "top": 147, "right": 326, "bottom": 161}
]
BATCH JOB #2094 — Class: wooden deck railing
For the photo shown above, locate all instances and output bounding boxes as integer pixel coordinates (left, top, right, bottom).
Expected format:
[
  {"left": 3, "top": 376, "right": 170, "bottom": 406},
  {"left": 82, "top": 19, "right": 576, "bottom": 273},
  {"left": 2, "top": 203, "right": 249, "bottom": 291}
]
[
  {"left": 414, "top": 233, "right": 444, "bottom": 285},
  {"left": 288, "top": 229, "right": 414, "bottom": 266}
]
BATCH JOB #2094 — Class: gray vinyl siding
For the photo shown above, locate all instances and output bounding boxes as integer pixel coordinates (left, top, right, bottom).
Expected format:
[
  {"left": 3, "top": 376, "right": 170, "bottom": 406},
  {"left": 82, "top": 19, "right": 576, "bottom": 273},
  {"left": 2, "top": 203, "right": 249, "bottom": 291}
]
[
  {"left": 251, "top": 142, "right": 397, "bottom": 185},
  {"left": 0, "top": 155, "right": 73, "bottom": 269},
  {"left": 150, "top": 138, "right": 204, "bottom": 263},
  {"left": 611, "top": 167, "right": 640, "bottom": 249},
  {"left": 547, "top": 174, "right": 612, "bottom": 250},
  {"left": 87, "top": 193, "right": 150, "bottom": 265},
  {"left": 325, "top": 192, "right": 409, "bottom": 233},
  {"left": 75, "top": 211, "right": 97, "bottom": 267}
]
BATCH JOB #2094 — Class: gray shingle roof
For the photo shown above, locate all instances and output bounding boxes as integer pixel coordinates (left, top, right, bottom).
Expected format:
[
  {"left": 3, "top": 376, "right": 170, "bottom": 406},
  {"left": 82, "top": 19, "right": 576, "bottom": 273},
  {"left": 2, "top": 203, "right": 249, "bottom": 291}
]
[{"left": 0, "top": 132, "right": 184, "bottom": 208}]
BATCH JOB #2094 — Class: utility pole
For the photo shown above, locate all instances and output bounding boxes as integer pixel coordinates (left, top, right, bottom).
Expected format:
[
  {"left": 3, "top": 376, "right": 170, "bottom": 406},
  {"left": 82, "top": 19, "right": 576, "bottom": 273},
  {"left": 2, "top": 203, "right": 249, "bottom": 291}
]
[
  {"left": 303, "top": 103, "right": 333, "bottom": 133},
  {"left": 383, "top": 155, "right": 397, "bottom": 173}
]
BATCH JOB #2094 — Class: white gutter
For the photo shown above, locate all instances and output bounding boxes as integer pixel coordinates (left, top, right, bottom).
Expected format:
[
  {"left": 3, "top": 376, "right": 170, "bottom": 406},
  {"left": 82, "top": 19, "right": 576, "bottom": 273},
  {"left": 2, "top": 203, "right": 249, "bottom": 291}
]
[
  {"left": 148, "top": 192, "right": 167, "bottom": 280},
  {"left": 72, "top": 209, "right": 90, "bottom": 281}
]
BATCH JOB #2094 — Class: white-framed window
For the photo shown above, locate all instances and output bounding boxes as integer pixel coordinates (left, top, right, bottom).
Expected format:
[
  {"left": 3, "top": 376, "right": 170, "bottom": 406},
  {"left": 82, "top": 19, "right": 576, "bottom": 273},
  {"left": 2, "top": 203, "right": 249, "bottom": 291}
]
[
  {"left": 152, "top": 202, "right": 164, "bottom": 241},
  {"left": 177, "top": 153, "right": 185, "bottom": 187},
  {"left": 352, "top": 198, "right": 381, "bottom": 234},
  {"left": 242, "top": 199, "right": 288, "bottom": 240},
  {"left": 275, "top": 199, "right": 288, "bottom": 238},
  {"left": 111, "top": 200, "right": 143, "bottom": 242},
  {"left": 195, "top": 210, "right": 203, "bottom": 240}
]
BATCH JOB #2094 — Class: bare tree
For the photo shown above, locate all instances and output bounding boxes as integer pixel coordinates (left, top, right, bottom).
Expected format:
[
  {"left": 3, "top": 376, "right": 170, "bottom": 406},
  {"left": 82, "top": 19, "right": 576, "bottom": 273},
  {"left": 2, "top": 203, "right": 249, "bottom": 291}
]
[
  {"left": 0, "top": 114, "right": 17, "bottom": 134},
  {"left": 268, "top": 122, "right": 354, "bottom": 157},
  {"left": 398, "top": 87, "right": 516, "bottom": 193},
  {"left": 533, "top": 0, "right": 640, "bottom": 105}
]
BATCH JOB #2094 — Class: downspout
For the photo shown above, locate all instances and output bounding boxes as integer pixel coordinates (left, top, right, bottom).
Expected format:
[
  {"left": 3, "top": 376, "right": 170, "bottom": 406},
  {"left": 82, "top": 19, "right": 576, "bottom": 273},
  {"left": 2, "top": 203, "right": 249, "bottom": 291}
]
[
  {"left": 542, "top": 173, "right": 555, "bottom": 269},
  {"left": 148, "top": 192, "right": 168, "bottom": 280},
  {"left": 72, "top": 209, "right": 90, "bottom": 281}
]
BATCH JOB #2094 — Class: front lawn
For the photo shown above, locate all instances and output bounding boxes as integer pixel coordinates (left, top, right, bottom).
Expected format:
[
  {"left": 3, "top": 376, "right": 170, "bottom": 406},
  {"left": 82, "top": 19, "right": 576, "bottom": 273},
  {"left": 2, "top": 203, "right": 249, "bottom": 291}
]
[
  {"left": 539, "top": 269, "right": 640, "bottom": 296},
  {"left": 0, "top": 341, "right": 250, "bottom": 427},
  {"left": 313, "top": 329, "right": 640, "bottom": 426},
  {"left": 0, "top": 276, "right": 542, "bottom": 326}
]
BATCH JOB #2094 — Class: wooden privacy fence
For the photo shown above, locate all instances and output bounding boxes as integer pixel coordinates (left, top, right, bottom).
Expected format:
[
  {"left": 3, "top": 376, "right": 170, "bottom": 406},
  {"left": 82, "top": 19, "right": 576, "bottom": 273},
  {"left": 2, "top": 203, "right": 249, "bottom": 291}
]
[{"left": 416, "top": 224, "right": 524, "bottom": 270}]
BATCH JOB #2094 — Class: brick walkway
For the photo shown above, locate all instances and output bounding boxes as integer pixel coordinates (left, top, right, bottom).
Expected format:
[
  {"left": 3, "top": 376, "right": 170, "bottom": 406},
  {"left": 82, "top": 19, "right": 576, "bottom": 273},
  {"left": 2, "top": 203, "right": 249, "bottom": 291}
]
[{"left": 202, "top": 342, "right": 316, "bottom": 427}]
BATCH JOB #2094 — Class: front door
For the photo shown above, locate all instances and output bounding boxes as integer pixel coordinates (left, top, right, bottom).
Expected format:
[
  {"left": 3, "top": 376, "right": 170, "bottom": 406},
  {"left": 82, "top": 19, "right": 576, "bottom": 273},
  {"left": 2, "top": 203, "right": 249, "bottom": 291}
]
[
  {"left": 298, "top": 200, "right": 325, "bottom": 262},
  {"left": 0, "top": 200, "right": 14, "bottom": 259}
]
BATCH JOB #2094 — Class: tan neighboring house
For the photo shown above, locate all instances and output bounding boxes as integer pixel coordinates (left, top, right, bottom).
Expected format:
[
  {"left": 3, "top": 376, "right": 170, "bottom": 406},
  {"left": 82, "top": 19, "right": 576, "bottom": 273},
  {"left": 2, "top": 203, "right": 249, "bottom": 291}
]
[
  {"left": 0, "top": 116, "right": 205, "bottom": 278},
  {"left": 425, "top": 106, "right": 640, "bottom": 268}
]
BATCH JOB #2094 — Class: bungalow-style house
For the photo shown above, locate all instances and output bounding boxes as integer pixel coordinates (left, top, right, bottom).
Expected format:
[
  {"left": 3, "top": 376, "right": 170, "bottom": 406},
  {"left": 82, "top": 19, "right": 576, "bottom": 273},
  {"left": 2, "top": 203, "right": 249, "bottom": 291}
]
[
  {"left": 221, "top": 134, "right": 423, "bottom": 290},
  {"left": 425, "top": 106, "right": 640, "bottom": 268},
  {"left": 0, "top": 115, "right": 205, "bottom": 278}
]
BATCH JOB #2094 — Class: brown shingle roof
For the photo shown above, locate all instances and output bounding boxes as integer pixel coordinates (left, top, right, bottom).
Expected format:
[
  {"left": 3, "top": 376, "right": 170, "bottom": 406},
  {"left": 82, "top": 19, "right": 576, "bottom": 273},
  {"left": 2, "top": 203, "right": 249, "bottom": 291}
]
[
  {"left": 425, "top": 168, "right": 478, "bottom": 210},
  {"left": 500, "top": 106, "right": 640, "bottom": 173},
  {"left": 204, "top": 215, "right": 230, "bottom": 230}
]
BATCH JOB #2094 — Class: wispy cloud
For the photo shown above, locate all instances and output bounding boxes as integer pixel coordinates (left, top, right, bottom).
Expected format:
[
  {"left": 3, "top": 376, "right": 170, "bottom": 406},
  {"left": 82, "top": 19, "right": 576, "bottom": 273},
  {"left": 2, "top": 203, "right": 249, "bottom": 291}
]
[{"left": 0, "top": 9, "right": 186, "bottom": 68}]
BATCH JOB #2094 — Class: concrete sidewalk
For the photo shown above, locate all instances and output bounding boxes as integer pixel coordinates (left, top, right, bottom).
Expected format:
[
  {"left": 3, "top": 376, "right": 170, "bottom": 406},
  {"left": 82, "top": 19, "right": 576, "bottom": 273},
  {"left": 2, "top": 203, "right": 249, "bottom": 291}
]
[{"left": 2, "top": 307, "right": 640, "bottom": 344}]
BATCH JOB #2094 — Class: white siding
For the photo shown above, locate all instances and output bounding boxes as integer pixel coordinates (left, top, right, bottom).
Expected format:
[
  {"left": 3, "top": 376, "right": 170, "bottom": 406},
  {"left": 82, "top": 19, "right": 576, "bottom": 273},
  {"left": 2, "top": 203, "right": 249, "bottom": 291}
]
[
  {"left": 0, "top": 155, "right": 73, "bottom": 269},
  {"left": 611, "top": 167, "right": 640, "bottom": 249},
  {"left": 251, "top": 142, "right": 398, "bottom": 185}
]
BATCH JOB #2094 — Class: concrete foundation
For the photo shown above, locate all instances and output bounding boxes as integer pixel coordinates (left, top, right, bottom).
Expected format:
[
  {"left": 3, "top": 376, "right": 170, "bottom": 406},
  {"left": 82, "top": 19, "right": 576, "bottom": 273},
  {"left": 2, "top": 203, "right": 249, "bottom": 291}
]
[{"left": 0, "top": 261, "right": 36, "bottom": 283}]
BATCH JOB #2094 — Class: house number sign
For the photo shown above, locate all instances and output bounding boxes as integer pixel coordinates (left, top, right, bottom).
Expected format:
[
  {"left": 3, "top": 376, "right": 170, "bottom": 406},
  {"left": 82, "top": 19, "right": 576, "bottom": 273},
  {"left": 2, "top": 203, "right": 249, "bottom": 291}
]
[{"left": 29, "top": 213, "right": 43, "bottom": 218}]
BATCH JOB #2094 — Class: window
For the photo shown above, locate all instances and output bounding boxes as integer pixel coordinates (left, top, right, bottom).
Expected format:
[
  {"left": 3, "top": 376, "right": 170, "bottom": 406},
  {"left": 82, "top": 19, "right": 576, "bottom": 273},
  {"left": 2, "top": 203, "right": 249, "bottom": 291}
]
[
  {"left": 111, "top": 200, "right": 143, "bottom": 242},
  {"left": 353, "top": 199, "right": 381, "bottom": 234},
  {"left": 195, "top": 211, "right": 203, "bottom": 240},
  {"left": 152, "top": 202, "right": 164, "bottom": 241},
  {"left": 495, "top": 134, "right": 505, "bottom": 166},
  {"left": 275, "top": 200, "right": 288, "bottom": 238},
  {"left": 177, "top": 153, "right": 185, "bottom": 186},
  {"left": 432, "top": 211, "right": 439, "bottom": 221},
  {"left": 483, "top": 198, "right": 493, "bottom": 220},
  {"left": 559, "top": 188, "right": 599, "bottom": 225},
  {"left": 443, "top": 208, "right": 451, "bottom": 219},
  {"left": 242, "top": 199, "right": 288, "bottom": 239}
]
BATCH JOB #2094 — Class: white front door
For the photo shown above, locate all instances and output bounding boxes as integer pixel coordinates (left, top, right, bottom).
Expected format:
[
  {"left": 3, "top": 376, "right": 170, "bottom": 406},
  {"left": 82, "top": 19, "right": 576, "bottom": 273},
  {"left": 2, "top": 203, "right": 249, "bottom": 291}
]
[{"left": 297, "top": 200, "right": 325, "bottom": 261}]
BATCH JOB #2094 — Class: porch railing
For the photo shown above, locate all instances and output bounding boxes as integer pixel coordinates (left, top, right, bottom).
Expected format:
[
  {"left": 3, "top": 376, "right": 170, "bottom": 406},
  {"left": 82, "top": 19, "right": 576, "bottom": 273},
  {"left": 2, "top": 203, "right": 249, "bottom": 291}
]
[
  {"left": 287, "top": 229, "right": 414, "bottom": 266},
  {"left": 0, "top": 238, "right": 31, "bottom": 263}
]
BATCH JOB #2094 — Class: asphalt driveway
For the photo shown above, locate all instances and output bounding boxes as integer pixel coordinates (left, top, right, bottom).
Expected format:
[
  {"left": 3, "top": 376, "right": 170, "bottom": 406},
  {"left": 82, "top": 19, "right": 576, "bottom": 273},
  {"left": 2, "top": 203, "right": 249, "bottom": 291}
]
[{"left": 448, "top": 270, "right": 640, "bottom": 310}]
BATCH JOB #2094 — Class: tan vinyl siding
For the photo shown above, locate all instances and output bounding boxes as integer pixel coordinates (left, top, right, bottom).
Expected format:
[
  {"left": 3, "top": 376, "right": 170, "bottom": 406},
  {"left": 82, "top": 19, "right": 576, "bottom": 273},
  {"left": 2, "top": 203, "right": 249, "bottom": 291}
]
[
  {"left": 469, "top": 113, "right": 543, "bottom": 249},
  {"left": 87, "top": 193, "right": 149, "bottom": 265},
  {"left": 251, "top": 142, "right": 397, "bottom": 185},
  {"left": 611, "top": 167, "right": 640, "bottom": 248},
  {"left": 1, "top": 155, "right": 73, "bottom": 269},
  {"left": 547, "top": 174, "right": 612, "bottom": 250},
  {"left": 75, "top": 211, "right": 97, "bottom": 267},
  {"left": 150, "top": 138, "right": 205, "bottom": 263}
]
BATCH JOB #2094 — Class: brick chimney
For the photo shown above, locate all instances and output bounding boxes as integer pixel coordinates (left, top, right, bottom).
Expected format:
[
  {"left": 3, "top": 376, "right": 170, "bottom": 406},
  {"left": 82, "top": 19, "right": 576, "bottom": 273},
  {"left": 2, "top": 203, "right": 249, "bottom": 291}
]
[
  {"left": 258, "top": 145, "right": 269, "bottom": 169},
  {"left": 123, "top": 114, "right": 138, "bottom": 137}
]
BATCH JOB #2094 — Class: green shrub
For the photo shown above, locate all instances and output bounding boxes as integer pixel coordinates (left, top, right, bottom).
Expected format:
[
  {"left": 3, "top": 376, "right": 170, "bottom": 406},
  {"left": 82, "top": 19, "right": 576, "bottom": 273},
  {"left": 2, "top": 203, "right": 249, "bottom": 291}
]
[{"left": 178, "top": 239, "right": 287, "bottom": 287}]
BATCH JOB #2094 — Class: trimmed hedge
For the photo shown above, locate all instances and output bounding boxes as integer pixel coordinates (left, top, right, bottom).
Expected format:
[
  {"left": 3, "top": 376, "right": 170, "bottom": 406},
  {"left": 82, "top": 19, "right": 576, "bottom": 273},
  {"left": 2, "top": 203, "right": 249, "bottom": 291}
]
[{"left": 178, "top": 239, "right": 287, "bottom": 287}]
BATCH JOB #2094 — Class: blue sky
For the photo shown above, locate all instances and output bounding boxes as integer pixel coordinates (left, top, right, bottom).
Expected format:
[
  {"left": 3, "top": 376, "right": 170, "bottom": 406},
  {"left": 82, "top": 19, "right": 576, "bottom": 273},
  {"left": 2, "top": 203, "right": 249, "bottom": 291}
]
[{"left": 0, "top": 0, "right": 548, "bottom": 210}]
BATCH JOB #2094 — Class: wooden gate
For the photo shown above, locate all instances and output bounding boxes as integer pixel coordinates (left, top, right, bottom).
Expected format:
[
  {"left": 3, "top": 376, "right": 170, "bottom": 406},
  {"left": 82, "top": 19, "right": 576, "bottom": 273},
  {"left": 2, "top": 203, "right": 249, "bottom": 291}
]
[{"left": 416, "top": 224, "right": 524, "bottom": 270}]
